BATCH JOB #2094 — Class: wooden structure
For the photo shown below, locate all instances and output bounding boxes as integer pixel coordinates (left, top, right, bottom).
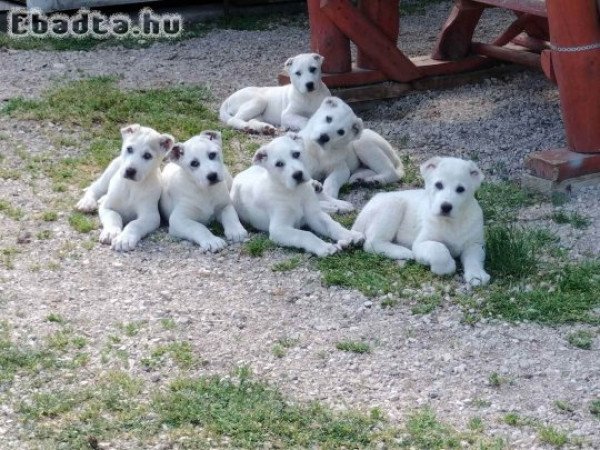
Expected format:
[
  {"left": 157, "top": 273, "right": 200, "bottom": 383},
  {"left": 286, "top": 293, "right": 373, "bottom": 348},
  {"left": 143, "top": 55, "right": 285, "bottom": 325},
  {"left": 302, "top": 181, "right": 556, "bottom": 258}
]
[{"left": 282, "top": 0, "right": 600, "bottom": 187}]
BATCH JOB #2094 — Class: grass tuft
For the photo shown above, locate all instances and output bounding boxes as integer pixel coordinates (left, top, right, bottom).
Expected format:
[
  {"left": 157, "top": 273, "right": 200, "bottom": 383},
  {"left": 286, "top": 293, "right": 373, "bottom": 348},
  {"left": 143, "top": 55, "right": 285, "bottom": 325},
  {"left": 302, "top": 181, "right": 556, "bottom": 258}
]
[
  {"left": 0, "top": 199, "right": 24, "bottom": 220},
  {"left": 551, "top": 211, "right": 591, "bottom": 229},
  {"left": 567, "top": 330, "right": 594, "bottom": 350},
  {"left": 68, "top": 212, "right": 97, "bottom": 233},
  {"left": 336, "top": 340, "right": 371, "bottom": 354},
  {"left": 271, "top": 256, "right": 301, "bottom": 272},
  {"left": 243, "top": 235, "right": 275, "bottom": 257}
]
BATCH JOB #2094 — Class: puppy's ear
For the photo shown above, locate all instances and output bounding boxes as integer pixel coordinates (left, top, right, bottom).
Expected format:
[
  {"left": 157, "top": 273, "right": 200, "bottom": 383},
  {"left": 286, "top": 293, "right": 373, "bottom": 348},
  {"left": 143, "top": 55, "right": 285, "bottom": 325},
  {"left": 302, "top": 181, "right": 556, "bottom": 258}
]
[
  {"left": 352, "top": 118, "right": 364, "bottom": 138},
  {"left": 286, "top": 131, "right": 304, "bottom": 145},
  {"left": 120, "top": 124, "right": 141, "bottom": 138},
  {"left": 468, "top": 161, "right": 485, "bottom": 189},
  {"left": 312, "top": 53, "right": 324, "bottom": 66},
  {"left": 252, "top": 147, "right": 268, "bottom": 166},
  {"left": 199, "top": 130, "right": 222, "bottom": 146},
  {"left": 158, "top": 133, "right": 175, "bottom": 152},
  {"left": 284, "top": 56, "right": 295, "bottom": 70},
  {"left": 324, "top": 97, "right": 338, "bottom": 108},
  {"left": 420, "top": 157, "right": 442, "bottom": 179},
  {"left": 166, "top": 143, "right": 184, "bottom": 162}
]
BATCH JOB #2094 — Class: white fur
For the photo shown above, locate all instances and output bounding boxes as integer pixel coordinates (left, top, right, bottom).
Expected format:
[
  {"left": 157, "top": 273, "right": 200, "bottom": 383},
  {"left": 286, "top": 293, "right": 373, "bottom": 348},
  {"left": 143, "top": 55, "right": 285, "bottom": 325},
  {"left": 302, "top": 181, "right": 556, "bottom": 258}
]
[
  {"left": 220, "top": 53, "right": 330, "bottom": 134},
  {"left": 352, "top": 157, "right": 490, "bottom": 286},
  {"left": 159, "top": 131, "right": 248, "bottom": 252},
  {"left": 76, "top": 124, "right": 173, "bottom": 251},
  {"left": 299, "top": 97, "right": 404, "bottom": 212},
  {"left": 231, "top": 134, "right": 363, "bottom": 256}
]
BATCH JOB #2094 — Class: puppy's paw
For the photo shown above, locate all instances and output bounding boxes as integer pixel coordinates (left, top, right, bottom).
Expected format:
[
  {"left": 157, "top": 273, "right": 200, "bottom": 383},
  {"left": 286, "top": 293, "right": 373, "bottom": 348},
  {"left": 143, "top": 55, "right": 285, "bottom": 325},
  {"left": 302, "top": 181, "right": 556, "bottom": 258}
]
[
  {"left": 431, "top": 258, "right": 456, "bottom": 276},
  {"left": 465, "top": 269, "right": 491, "bottom": 287},
  {"left": 76, "top": 195, "right": 97, "bottom": 212},
  {"left": 350, "top": 177, "right": 380, "bottom": 188},
  {"left": 330, "top": 200, "right": 355, "bottom": 214},
  {"left": 111, "top": 232, "right": 139, "bottom": 252},
  {"left": 262, "top": 125, "right": 276, "bottom": 136},
  {"left": 199, "top": 236, "right": 227, "bottom": 253},
  {"left": 337, "top": 231, "right": 364, "bottom": 248},
  {"left": 243, "top": 126, "right": 259, "bottom": 135},
  {"left": 310, "top": 180, "right": 323, "bottom": 193},
  {"left": 225, "top": 226, "right": 249, "bottom": 243},
  {"left": 99, "top": 228, "right": 121, "bottom": 245},
  {"left": 315, "top": 243, "right": 339, "bottom": 257}
]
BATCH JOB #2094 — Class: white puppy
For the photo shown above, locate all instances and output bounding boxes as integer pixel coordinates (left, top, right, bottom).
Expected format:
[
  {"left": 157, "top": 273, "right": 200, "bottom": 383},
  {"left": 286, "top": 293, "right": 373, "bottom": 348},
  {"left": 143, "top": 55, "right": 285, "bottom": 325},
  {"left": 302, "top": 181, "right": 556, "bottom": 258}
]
[
  {"left": 220, "top": 53, "right": 330, "bottom": 134},
  {"left": 299, "top": 97, "right": 405, "bottom": 212},
  {"left": 231, "top": 134, "right": 363, "bottom": 256},
  {"left": 76, "top": 124, "right": 174, "bottom": 251},
  {"left": 159, "top": 131, "right": 248, "bottom": 252},
  {"left": 352, "top": 157, "right": 490, "bottom": 286}
]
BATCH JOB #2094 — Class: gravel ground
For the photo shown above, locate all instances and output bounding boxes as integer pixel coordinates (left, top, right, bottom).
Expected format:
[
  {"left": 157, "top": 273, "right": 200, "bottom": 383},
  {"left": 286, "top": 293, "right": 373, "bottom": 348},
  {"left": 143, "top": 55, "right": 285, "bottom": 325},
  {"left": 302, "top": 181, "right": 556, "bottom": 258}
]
[{"left": 1, "top": 2, "right": 599, "bottom": 449}]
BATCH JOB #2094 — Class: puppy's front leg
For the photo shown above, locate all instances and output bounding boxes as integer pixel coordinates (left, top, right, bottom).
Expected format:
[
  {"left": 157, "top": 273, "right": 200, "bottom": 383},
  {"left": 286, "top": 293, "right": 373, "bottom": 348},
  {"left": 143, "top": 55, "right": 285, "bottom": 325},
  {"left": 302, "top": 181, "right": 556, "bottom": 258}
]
[
  {"left": 281, "top": 109, "right": 308, "bottom": 131},
  {"left": 305, "top": 208, "right": 363, "bottom": 249},
  {"left": 269, "top": 213, "right": 338, "bottom": 257},
  {"left": 98, "top": 206, "right": 123, "bottom": 245},
  {"left": 461, "top": 242, "right": 490, "bottom": 286},
  {"left": 76, "top": 157, "right": 121, "bottom": 212},
  {"left": 322, "top": 165, "right": 350, "bottom": 199},
  {"left": 413, "top": 240, "right": 456, "bottom": 276},
  {"left": 169, "top": 209, "right": 226, "bottom": 253},
  {"left": 218, "top": 204, "right": 248, "bottom": 243},
  {"left": 112, "top": 210, "right": 160, "bottom": 252}
]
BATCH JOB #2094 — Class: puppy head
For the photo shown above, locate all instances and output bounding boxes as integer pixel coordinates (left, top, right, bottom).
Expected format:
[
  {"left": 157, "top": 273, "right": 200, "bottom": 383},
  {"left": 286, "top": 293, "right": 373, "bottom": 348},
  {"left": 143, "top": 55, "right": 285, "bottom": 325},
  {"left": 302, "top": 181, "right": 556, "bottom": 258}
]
[
  {"left": 420, "top": 157, "right": 484, "bottom": 218},
  {"left": 304, "top": 97, "right": 363, "bottom": 151},
  {"left": 252, "top": 133, "right": 308, "bottom": 190},
  {"left": 166, "top": 130, "right": 226, "bottom": 188},
  {"left": 285, "top": 53, "right": 324, "bottom": 94},
  {"left": 120, "top": 124, "right": 173, "bottom": 182}
]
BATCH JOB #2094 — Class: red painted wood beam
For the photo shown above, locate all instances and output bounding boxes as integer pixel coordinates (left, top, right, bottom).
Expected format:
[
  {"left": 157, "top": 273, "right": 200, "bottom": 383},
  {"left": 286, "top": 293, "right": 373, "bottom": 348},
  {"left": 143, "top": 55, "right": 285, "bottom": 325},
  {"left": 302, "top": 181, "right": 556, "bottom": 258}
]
[
  {"left": 473, "top": 0, "right": 547, "bottom": 17},
  {"left": 471, "top": 42, "right": 541, "bottom": 69},
  {"left": 356, "top": 0, "right": 400, "bottom": 70},
  {"left": 307, "top": 0, "right": 351, "bottom": 73},
  {"left": 525, "top": 149, "right": 600, "bottom": 182},
  {"left": 320, "top": 0, "right": 421, "bottom": 82},
  {"left": 432, "top": 0, "right": 485, "bottom": 61}
]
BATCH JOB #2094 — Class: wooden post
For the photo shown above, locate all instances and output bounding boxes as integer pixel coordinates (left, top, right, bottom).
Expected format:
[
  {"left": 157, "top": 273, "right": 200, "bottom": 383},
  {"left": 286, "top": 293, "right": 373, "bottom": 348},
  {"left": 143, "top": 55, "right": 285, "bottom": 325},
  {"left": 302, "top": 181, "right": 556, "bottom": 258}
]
[
  {"left": 357, "top": 0, "right": 400, "bottom": 70},
  {"left": 307, "top": 0, "right": 351, "bottom": 73}
]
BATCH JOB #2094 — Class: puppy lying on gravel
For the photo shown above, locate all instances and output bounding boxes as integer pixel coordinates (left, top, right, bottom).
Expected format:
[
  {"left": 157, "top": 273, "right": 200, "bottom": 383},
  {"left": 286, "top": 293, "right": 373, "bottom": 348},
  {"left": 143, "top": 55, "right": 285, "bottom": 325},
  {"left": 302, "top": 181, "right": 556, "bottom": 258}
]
[
  {"left": 299, "top": 97, "right": 405, "bottom": 212},
  {"left": 220, "top": 53, "right": 330, "bottom": 134},
  {"left": 76, "top": 124, "right": 174, "bottom": 251},
  {"left": 231, "top": 134, "right": 363, "bottom": 256},
  {"left": 159, "top": 131, "right": 248, "bottom": 252},
  {"left": 352, "top": 157, "right": 490, "bottom": 286}
]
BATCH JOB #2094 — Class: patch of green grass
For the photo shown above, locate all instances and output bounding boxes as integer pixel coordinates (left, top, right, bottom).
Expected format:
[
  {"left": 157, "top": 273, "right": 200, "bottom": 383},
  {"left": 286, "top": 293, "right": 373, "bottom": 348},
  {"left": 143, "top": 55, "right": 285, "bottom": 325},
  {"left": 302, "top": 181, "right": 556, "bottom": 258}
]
[
  {"left": 332, "top": 211, "right": 358, "bottom": 229},
  {"left": 0, "top": 167, "right": 21, "bottom": 180},
  {"left": 590, "top": 400, "right": 600, "bottom": 418},
  {"left": 317, "top": 249, "right": 434, "bottom": 297},
  {"left": 271, "top": 256, "right": 301, "bottom": 272},
  {"left": 488, "top": 372, "right": 506, "bottom": 388},
  {"left": 68, "top": 212, "right": 96, "bottom": 233},
  {"left": 46, "top": 313, "right": 65, "bottom": 324},
  {"left": 467, "top": 416, "right": 484, "bottom": 432},
  {"left": 554, "top": 400, "right": 575, "bottom": 413},
  {"left": 160, "top": 318, "right": 176, "bottom": 331},
  {"left": 243, "top": 234, "right": 275, "bottom": 257},
  {"left": 36, "top": 230, "right": 52, "bottom": 240},
  {"left": 567, "top": 330, "right": 594, "bottom": 350},
  {"left": 411, "top": 294, "right": 441, "bottom": 315},
  {"left": 538, "top": 425, "right": 568, "bottom": 447},
  {"left": 144, "top": 341, "right": 198, "bottom": 370},
  {"left": 477, "top": 181, "right": 535, "bottom": 224},
  {"left": 503, "top": 412, "right": 531, "bottom": 427},
  {"left": 381, "top": 298, "right": 399, "bottom": 308},
  {"left": 551, "top": 211, "right": 591, "bottom": 229},
  {"left": 336, "top": 340, "right": 371, "bottom": 354},
  {"left": 41, "top": 211, "right": 58, "bottom": 222},
  {"left": 120, "top": 321, "right": 143, "bottom": 337},
  {"left": 1, "top": 247, "right": 19, "bottom": 269},
  {"left": 47, "top": 330, "right": 87, "bottom": 351},
  {"left": 400, "top": 153, "right": 422, "bottom": 187},
  {"left": 0, "top": 199, "right": 24, "bottom": 220},
  {"left": 271, "top": 344, "right": 287, "bottom": 358}
]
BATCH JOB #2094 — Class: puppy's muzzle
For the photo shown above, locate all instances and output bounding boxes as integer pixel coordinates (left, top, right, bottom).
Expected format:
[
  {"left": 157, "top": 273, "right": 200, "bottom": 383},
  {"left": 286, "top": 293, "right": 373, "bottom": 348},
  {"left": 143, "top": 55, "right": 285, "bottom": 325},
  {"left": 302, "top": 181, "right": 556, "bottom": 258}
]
[
  {"left": 317, "top": 133, "right": 330, "bottom": 146},
  {"left": 292, "top": 170, "right": 305, "bottom": 184},
  {"left": 207, "top": 172, "right": 220, "bottom": 185},
  {"left": 440, "top": 202, "right": 453, "bottom": 216},
  {"left": 124, "top": 167, "right": 137, "bottom": 180},
  {"left": 306, "top": 82, "right": 315, "bottom": 92}
]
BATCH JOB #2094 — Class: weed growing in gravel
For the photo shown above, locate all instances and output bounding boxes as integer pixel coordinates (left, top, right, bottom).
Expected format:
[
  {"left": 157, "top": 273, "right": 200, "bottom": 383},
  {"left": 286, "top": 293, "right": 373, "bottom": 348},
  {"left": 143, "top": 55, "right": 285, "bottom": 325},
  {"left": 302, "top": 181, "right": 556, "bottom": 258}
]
[
  {"left": 551, "top": 211, "right": 591, "bottom": 229},
  {"left": 1, "top": 247, "right": 19, "bottom": 269},
  {"left": 271, "top": 256, "right": 301, "bottom": 272},
  {"left": 160, "top": 318, "right": 177, "bottom": 330},
  {"left": 271, "top": 344, "right": 286, "bottom": 358},
  {"left": 567, "top": 330, "right": 595, "bottom": 350},
  {"left": 243, "top": 235, "right": 276, "bottom": 257},
  {"left": 0, "top": 199, "right": 24, "bottom": 220},
  {"left": 537, "top": 425, "right": 569, "bottom": 447},
  {"left": 554, "top": 400, "right": 575, "bottom": 413},
  {"left": 120, "top": 321, "right": 144, "bottom": 337},
  {"left": 41, "top": 211, "right": 58, "bottom": 222},
  {"left": 336, "top": 340, "right": 371, "bottom": 354},
  {"left": 68, "top": 212, "right": 97, "bottom": 233},
  {"left": 0, "top": 167, "right": 21, "bottom": 180},
  {"left": 143, "top": 341, "right": 199, "bottom": 370},
  {"left": 488, "top": 372, "right": 506, "bottom": 388},
  {"left": 46, "top": 314, "right": 65, "bottom": 324},
  {"left": 36, "top": 230, "right": 52, "bottom": 240},
  {"left": 411, "top": 294, "right": 442, "bottom": 315},
  {"left": 590, "top": 400, "right": 600, "bottom": 418}
]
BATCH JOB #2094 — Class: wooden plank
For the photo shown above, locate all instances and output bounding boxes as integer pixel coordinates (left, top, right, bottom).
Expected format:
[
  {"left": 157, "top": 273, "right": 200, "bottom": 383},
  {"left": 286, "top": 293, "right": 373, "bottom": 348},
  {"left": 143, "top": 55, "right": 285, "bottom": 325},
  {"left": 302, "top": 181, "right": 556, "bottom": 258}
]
[
  {"left": 432, "top": 0, "right": 485, "bottom": 60},
  {"left": 472, "top": 0, "right": 547, "bottom": 17},
  {"left": 320, "top": 0, "right": 421, "bottom": 82},
  {"left": 525, "top": 149, "right": 600, "bottom": 182},
  {"left": 471, "top": 42, "right": 542, "bottom": 69}
]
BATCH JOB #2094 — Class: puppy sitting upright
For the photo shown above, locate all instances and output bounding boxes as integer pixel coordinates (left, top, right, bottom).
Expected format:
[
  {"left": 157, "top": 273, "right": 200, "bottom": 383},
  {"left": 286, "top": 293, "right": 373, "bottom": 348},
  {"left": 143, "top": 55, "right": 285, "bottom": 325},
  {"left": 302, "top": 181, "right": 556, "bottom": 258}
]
[
  {"left": 76, "top": 124, "right": 174, "bottom": 251},
  {"left": 231, "top": 134, "right": 363, "bottom": 256},
  {"left": 299, "top": 97, "right": 405, "bottom": 212},
  {"left": 220, "top": 53, "right": 330, "bottom": 134},
  {"left": 160, "top": 131, "right": 248, "bottom": 252},
  {"left": 352, "top": 157, "right": 490, "bottom": 286}
]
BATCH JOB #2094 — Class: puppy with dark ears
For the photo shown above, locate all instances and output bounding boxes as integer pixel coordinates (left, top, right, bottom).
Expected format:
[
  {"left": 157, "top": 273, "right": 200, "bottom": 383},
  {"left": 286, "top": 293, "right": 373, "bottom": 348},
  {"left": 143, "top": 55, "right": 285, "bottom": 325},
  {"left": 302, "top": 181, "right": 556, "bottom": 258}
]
[
  {"left": 160, "top": 130, "right": 248, "bottom": 252},
  {"left": 231, "top": 133, "right": 363, "bottom": 256},
  {"left": 76, "top": 124, "right": 174, "bottom": 251}
]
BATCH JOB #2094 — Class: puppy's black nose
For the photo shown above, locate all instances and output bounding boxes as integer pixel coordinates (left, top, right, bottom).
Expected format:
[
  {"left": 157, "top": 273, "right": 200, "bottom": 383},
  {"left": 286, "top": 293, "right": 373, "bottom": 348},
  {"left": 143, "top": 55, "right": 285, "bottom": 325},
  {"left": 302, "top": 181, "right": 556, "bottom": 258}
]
[
  {"left": 306, "top": 81, "right": 315, "bottom": 92},
  {"left": 124, "top": 167, "right": 137, "bottom": 180},
  {"left": 207, "top": 172, "right": 219, "bottom": 184},
  {"left": 317, "top": 133, "right": 330, "bottom": 145},
  {"left": 292, "top": 171, "right": 305, "bottom": 183},
  {"left": 441, "top": 202, "right": 453, "bottom": 214}
]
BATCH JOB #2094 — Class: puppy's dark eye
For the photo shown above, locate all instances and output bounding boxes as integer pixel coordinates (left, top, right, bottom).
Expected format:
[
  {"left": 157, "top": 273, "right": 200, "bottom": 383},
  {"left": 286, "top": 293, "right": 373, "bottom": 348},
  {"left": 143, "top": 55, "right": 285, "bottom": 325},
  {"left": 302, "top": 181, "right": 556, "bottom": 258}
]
[
  {"left": 337, "top": 129, "right": 345, "bottom": 136},
  {"left": 435, "top": 182, "right": 444, "bottom": 190},
  {"left": 295, "top": 71, "right": 301, "bottom": 76},
  {"left": 309, "top": 66, "right": 317, "bottom": 73},
  {"left": 325, "top": 116, "right": 332, "bottom": 123},
  {"left": 126, "top": 146, "right": 134, "bottom": 154},
  {"left": 143, "top": 152, "right": 152, "bottom": 160},
  {"left": 190, "top": 159, "right": 200, "bottom": 168},
  {"left": 208, "top": 152, "right": 217, "bottom": 160},
  {"left": 291, "top": 151, "right": 300, "bottom": 159},
  {"left": 275, "top": 161, "right": 285, "bottom": 168},
  {"left": 456, "top": 185, "right": 465, "bottom": 193}
]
